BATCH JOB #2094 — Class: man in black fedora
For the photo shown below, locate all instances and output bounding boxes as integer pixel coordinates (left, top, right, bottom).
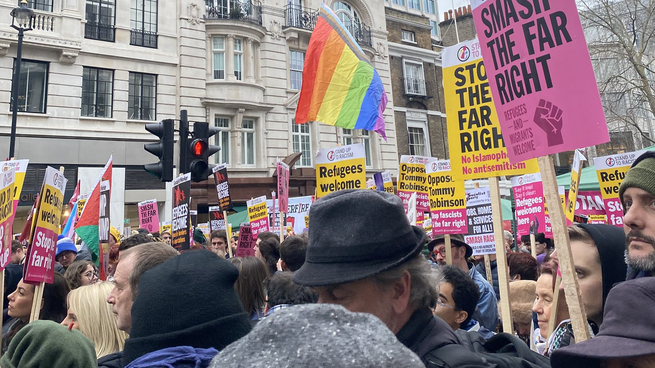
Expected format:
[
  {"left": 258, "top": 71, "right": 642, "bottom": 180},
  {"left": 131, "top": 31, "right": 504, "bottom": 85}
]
[
  {"left": 428, "top": 234, "right": 498, "bottom": 331},
  {"left": 293, "top": 190, "right": 484, "bottom": 367}
]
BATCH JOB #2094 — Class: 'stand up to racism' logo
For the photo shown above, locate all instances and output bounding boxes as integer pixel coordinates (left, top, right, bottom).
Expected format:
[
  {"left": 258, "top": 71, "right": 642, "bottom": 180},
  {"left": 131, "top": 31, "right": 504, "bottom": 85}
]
[
  {"left": 518, "top": 177, "right": 524, "bottom": 185},
  {"left": 457, "top": 46, "right": 471, "bottom": 62},
  {"left": 327, "top": 151, "right": 335, "bottom": 161},
  {"left": 605, "top": 157, "right": 615, "bottom": 167},
  {"left": 431, "top": 162, "right": 438, "bottom": 172}
]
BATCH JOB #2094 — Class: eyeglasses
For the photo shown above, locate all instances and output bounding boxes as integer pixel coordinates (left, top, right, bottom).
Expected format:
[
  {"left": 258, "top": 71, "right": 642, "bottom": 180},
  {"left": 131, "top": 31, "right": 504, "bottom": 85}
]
[
  {"left": 83, "top": 270, "right": 99, "bottom": 281},
  {"left": 435, "top": 297, "right": 454, "bottom": 309},
  {"left": 433, "top": 245, "right": 457, "bottom": 257}
]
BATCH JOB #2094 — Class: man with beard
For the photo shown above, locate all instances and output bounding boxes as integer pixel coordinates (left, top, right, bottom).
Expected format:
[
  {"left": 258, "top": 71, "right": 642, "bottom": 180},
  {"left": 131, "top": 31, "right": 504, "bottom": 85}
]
[{"left": 619, "top": 151, "right": 655, "bottom": 279}]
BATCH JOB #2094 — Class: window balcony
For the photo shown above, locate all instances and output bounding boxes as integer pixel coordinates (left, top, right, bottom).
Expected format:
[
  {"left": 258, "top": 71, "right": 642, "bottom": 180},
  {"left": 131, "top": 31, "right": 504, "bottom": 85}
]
[
  {"left": 85, "top": 22, "right": 115, "bottom": 42},
  {"left": 130, "top": 29, "right": 158, "bottom": 48},
  {"left": 403, "top": 77, "right": 427, "bottom": 96},
  {"left": 284, "top": 5, "right": 317, "bottom": 31},
  {"left": 206, "top": 0, "right": 262, "bottom": 26}
]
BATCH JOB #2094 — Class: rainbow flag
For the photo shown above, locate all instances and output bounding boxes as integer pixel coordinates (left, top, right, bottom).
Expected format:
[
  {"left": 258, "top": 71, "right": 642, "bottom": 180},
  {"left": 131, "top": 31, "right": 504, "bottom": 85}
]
[{"left": 295, "top": 3, "right": 387, "bottom": 139}]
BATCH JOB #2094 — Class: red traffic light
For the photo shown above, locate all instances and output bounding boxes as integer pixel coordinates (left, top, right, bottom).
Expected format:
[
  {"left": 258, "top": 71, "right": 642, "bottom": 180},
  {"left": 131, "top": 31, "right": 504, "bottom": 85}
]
[{"left": 190, "top": 139, "right": 208, "bottom": 157}]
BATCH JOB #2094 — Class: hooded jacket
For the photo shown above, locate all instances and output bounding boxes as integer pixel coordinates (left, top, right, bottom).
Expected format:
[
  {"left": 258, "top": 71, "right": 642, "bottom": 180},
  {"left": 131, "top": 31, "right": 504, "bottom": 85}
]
[{"left": 125, "top": 346, "right": 218, "bottom": 368}]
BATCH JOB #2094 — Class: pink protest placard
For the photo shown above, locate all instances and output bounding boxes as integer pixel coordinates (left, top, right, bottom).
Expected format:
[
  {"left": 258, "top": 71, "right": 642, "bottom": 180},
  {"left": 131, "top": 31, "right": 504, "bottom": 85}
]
[
  {"left": 511, "top": 173, "right": 546, "bottom": 237},
  {"left": 471, "top": 0, "right": 609, "bottom": 163},
  {"left": 138, "top": 199, "right": 160, "bottom": 234},
  {"left": 236, "top": 224, "right": 255, "bottom": 257},
  {"left": 565, "top": 190, "right": 607, "bottom": 222},
  {"left": 277, "top": 161, "right": 290, "bottom": 213}
]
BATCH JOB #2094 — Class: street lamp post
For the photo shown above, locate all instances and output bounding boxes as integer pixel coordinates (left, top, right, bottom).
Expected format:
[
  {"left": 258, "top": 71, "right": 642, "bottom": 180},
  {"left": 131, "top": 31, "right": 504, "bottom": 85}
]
[{"left": 8, "top": 0, "right": 34, "bottom": 159}]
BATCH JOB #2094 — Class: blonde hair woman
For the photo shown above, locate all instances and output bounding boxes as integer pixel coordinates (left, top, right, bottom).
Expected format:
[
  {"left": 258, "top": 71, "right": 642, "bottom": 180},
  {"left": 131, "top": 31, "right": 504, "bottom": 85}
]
[{"left": 61, "top": 282, "right": 128, "bottom": 359}]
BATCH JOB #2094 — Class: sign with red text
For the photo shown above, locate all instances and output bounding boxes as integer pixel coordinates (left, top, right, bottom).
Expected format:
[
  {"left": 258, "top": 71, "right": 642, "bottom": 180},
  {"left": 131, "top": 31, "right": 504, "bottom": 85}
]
[
  {"left": 0, "top": 169, "right": 16, "bottom": 269},
  {"left": 511, "top": 173, "right": 546, "bottom": 237},
  {"left": 24, "top": 167, "right": 67, "bottom": 284},
  {"left": 236, "top": 223, "right": 255, "bottom": 257},
  {"left": 443, "top": 38, "right": 539, "bottom": 179},
  {"left": 209, "top": 206, "right": 226, "bottom": 231},
  {"left": 171, "top": 173, "right": 191, "bottom": 252},
  {"left": 398, "top": 155, "right": 430, "bottom": 213},
  {"left": 472, "top": 0, "right": 609, "bottom": 163},
  {"left": 594, "top": 151, "right": 644, "bottom": 227},
  {"left": 277, "top": 160, "right": 290, "bottom": 212},
  {"left": 138, "top": 199, "right": 159, "bottom": 233},
  {"left": 247, "top": 195, "right": 269, "bottom": 238},
  {"left": 425, "top": 159, "right": 467, "bottom": 235},
  {"left": 465, "top": 187, "right": 495, "bottom": 255},
  {"left": 267, "top": 196, "right": 313, "bottom": 235},
  {"left": 213, "top": 164, "right": 233, "bottom": 212}
]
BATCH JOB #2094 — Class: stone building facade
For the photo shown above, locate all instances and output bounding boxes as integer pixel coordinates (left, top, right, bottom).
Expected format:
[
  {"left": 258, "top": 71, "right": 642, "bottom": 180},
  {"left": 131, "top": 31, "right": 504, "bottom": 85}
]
[{"left": 0, "top": 0, "right": 401, "bottom": 224}]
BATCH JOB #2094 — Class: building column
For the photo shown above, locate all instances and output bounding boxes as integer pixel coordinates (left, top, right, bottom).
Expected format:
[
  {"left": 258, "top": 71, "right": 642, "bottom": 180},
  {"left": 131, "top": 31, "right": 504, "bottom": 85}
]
[
  {"left": 226, "top": 34, "right": 235, "bottom": 81},
  {"left": 206, "top": 35, "right": 213, "bottom": 80},
  {"left": 245, "top": 37, "right": 255, "bottom": 83},
  {"left": 254, "top": 41, "right": 262, "bottom": 84},
  {"left": 234, "top": 108, "right": 245, "bottom": 165}
]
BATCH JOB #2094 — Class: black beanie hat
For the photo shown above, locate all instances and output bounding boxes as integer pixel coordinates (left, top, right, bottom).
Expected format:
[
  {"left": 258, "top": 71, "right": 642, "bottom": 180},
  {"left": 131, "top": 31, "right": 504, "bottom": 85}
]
[
  {"left": 122, "top": 249, "right": 251, "bottom": 366},
  {"left": 576, "top": 224, "right": 628, "bottom": 309}
]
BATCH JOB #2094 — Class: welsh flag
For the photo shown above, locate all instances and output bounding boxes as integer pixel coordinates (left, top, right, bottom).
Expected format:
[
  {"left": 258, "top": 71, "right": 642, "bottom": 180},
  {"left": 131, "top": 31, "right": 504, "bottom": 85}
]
[{"left": 75, "top": 157, "right": 112, "bottom": 263}]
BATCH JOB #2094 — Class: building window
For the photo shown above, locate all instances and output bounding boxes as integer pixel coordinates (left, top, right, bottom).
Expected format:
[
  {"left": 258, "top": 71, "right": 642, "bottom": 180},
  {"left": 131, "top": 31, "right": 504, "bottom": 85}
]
[
  {"left": 424, "top": 0, "right": 435, "bottom": 13},
  {"left": 403, "top": 60, "right": 426, "bottom": 95},
  {"left": 128, "top": 72, "right": 156, "bottom": 120},
  {"left": 234, "top": 38, "right": 243, "bottom": 81},
  {"left": 401, "top": 30, "right": 416, "bottom": 43},
  {"left": 342, "top": 128, "right": 353, "bottom": 146},
  {"left": 130, "top": 0, "right": 158, "bottom": 48},
  {"left": 214, "top": 116, "right": 230, "bottom": 164},
  {"left": 407, "top": 121, "right": 430, "bottom": 156},
  {"left": 241, "top": 119, "right": 255, "bottom": 165},
  {"left": 85, "top": 0, "right": 116, "bottom": 42},
  {"left": 408, "top": 0, "right": 420, "bottom": 10},
  {"left": 361, "top": 130, "right": 372, "bottom": 167},
  {"left": 292, "top": 123, "right": 312, "bottom": 167},
  {"left": 212, "top": 37, "right": 225, "bottom": 80},
  {"left": 26, "top": 0, "right": 52, "bottom": 11},
  {"left": 82, "top": 67, "right": 113, "bottom": 118},
  {"left": 392, "top": 0, "right": 405, "bottom": 5},
  {"left": 596, "top": 131, "right": 635, "bottom": 156},
  {"left": 290, "top": 50, "right": 304, "bottom": 90},
  {"left": 11, "top": 60, "right": 48, "bottom": 113},
  {"left": 430, "top": 20, "right": 439, "bottom": 37}
]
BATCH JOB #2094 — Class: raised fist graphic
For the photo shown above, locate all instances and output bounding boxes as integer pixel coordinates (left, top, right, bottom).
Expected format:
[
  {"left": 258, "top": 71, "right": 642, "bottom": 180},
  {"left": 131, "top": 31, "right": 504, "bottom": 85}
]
[{"left": 533, "top": 99, "right": 564, "bottom": 147}]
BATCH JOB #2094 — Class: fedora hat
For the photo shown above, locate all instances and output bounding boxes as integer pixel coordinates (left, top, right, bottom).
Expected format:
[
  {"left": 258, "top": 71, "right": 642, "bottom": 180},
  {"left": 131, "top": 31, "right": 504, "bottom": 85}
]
[
  {"left": 293, "top": 190, "right": 425, "bottom": 286},
  {"left": 427, "top": 234, "right": 472, "bottom": 259},
  {"left": 550, "top": 277, "right": 655, "bottom": 367}
]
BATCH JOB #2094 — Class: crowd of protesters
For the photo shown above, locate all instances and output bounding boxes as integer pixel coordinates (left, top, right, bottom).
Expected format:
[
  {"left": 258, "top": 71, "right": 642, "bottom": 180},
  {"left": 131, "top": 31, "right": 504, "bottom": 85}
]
[{"left": 1, "top": 151, "right": 654, "bottom": 367}]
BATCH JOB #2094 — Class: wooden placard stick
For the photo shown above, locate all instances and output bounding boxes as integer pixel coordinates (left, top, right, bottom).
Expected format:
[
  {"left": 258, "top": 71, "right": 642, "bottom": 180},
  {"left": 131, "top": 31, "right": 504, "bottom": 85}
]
[
  {"left": 445, "top": 234, "right": 453, "bottom": 265},
  {"left": 489, "top": 176, "right": 512, "bottom": 333},
  {"left": 280, "top": 212, "right": 286, "bottom": 241},
  {"left": 530, "top": 233, "right": 537, "bottom": 259},
  {"left": 547, "top": 274, "right": 562, "bottom": 338},
  {"left": 484, "top": 255, "right": 493, "bottom": 285},
  {"left": 223, "top": 210, "right": 233, "bottom": 258},
  {"left": 538, "top": 155, "right": 590, "bottom": 342}
]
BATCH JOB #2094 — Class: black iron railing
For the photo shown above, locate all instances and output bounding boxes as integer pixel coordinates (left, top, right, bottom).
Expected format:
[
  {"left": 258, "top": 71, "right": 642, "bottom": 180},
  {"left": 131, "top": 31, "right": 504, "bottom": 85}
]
[
  {"left": 284, "top": 4, "right": 317, "bottom": 30},
  {"left": 348, "top": 23, "right": 372, "bottom": 47},
  {"left": 206, "top": 0, "right": 262, "bottom": 26},
  {"left": 130, "top": 29, "right": 158, "bottom": 48},
  {"left": 403, "top": 77, "right": 427, "bottom": 96},
  {"left": 85, "top": 22, "right": 115, "bottom": 42}
]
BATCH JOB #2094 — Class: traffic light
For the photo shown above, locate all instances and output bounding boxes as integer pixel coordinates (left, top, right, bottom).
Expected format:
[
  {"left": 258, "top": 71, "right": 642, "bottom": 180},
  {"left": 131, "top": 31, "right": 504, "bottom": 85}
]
[
  {"left": 186, "top": 122, "right": 221, "bottom": 182},
  {"left": 144, "top": 119, "right": 174, "bottom": 182}
]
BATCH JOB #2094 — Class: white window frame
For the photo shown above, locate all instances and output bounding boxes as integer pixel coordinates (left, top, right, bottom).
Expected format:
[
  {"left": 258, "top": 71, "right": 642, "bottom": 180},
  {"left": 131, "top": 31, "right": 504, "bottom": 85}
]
[
  {"left": 425, "top": 0, "right": 435, "bottom": 13},
  {"left": 289, "top": 50, "right": 304, "bottom": 90},
  {"left": 292, "top": 122, "right": 313, "bottom": 167},
  {"left": 401, "top": 30, "right": 416, "bottom": 43},
  {"left": 407, "top": 120, "right": 430, "bottom": 157},
  {"left": 234, "top": 37, "right": 243, "bottom": 81},
  {"left": 403, "top": 59, "right": 426, "bottom": 96},
  {"left": 408, "top": 0, "right": 420, "bottom": 10},
  {"left": 342, "top": 128, "right": 354, "bottom": 146},
  {"left": 214, "top": 116, "right": 230, "bottom": 165},
  {"left": 212, "top": 36, "right": 225, "bottom": 80},
  {"left": 430, "top": 20, "right": 439, "bottom": 37},
  {"left": 241, "top": 118, "right": 255, "bottom": 166},
  {"left": 360, "top": 130, "right": 372, "bottom": 168},
  {"left": 392, "top": 0, "right": 405, "bottom": 5}
]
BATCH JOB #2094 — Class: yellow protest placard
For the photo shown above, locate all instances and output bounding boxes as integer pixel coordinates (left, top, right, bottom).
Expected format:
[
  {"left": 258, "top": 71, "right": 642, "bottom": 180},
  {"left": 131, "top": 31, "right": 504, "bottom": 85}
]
[
  {"left": 565, "top": 150, "right": 586, "bottom": 225},
  {"left": 594, "top": 151, "right": 644, "bottom": 227},
  {"left": 315, "top": 143, "right": 366, "bottom": 198},
  {"left": 442, "top": 39, "right": 538, "bottom": 180},
  {"left": 247, "top": 195, "right": 269, "bottom": 238},
  {"left": 425, "top": 159, "right": 467, "bottom": 235},
  {"left": 398, "top": 155, "right": 430, "bottom": 213},
  {"left": 381, "top": 171, "right": 394, "bottom": 194}
]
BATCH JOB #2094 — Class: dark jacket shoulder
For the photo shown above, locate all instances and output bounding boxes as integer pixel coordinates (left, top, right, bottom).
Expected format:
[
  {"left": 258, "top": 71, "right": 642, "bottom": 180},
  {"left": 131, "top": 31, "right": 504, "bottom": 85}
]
[{"left": 98, "top": 351, "right": 122, "bottom": 368}]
